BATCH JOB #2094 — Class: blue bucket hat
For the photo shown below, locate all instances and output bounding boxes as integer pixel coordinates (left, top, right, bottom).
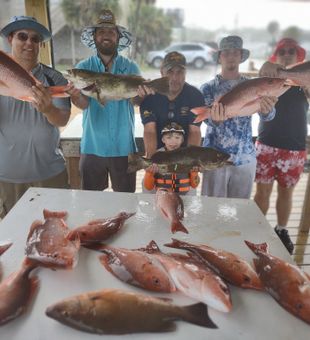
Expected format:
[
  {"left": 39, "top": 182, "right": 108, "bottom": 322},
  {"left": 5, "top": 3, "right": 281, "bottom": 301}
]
[
  {"left": 0, "top": 15, "right": 51, "bottom": 42},
  {"left": 81, "top": 9, "right": 132, "bottom": 52},
  {"left": 213, "top": 35, "right": 250, "bottom": 64}
]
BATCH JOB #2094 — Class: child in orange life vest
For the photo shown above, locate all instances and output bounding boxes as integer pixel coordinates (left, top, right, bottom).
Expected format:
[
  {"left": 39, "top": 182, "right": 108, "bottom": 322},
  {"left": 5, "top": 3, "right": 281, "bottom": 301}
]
[{"left": 143, "top": 122, "right": 200, "bottom": 194}]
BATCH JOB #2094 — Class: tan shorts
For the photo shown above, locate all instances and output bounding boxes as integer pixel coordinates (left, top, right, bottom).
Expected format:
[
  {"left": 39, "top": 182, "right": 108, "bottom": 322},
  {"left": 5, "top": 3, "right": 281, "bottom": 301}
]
[{"left": 0, "top": 170, "right": 69, "bottom": 218}]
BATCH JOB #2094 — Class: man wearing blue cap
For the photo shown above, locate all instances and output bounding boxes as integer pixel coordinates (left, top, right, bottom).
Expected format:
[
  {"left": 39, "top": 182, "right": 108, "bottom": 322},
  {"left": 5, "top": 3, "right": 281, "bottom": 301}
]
[{"left": 0, "top": 16, "right": 71, "bottom": 217}]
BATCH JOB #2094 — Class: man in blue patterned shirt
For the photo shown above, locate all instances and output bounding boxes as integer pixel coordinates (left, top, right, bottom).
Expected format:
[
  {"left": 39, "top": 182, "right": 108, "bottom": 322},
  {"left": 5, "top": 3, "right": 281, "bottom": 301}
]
[{"left": 200, "top": 36, "right": 278, "bottom": 198}]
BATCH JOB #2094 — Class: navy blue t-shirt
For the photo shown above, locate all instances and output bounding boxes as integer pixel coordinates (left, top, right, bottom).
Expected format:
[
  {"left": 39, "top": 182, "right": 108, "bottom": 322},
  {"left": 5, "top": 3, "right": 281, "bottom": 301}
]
[
  {"left": 257, "top": 87, "right": 308, "bottom": 150},
  {"left": 140, "top": 83, "right": 204, "bottom": 148}
]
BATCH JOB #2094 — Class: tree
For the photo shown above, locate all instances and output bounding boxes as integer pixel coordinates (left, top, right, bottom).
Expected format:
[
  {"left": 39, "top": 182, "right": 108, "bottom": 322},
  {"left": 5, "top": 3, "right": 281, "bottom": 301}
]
[
  {"left": 282, "top": 26, "right": 302, "bottom": 42},
  {"left": 128, "top": 2, "right": 172, "bottom": 62},
  {"left": 267, "top": 21, "right": 280, "bottom": 48},
  {"left": 61, "top": 0, "right": 120, "bottom": 64}
]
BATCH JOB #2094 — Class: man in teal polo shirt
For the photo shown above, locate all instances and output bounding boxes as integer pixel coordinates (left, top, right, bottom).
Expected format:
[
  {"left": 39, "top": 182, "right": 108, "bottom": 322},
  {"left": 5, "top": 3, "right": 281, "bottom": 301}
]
[{"left": 68, "top": 9, "right": 151, "bottom": 192}]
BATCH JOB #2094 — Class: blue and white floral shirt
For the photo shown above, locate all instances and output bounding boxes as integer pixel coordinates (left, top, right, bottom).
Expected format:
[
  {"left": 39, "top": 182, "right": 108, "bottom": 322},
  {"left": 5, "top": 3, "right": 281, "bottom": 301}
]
[{"left": 201, "top": 74, "right": 275, "bottom": 166}]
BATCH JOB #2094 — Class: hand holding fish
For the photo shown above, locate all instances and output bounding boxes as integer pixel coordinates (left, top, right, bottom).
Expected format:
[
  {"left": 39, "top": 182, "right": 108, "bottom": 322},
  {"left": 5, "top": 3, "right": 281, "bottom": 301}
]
[
  {"left": 30, "top": 83, "right": 70, "bottom": 127},
  {"left": 259, "top": 61, "right": 284, "bottom": 77},
  {"left": 258, "top": 95, "right": 278, "bottom": 114},
  {"left": 210, "top": 102, "right": 227, "bottom": 123},
  {"left": 31, "top": 83, "right": 54, "bottom": 113},
  {"left": 145, "top": 163, "right": 159, "bottom": 174},
  {"left": 65, "top": 82, "right": 89, "bottom": 110},
  {"left": 137, "top": 84, "right": 156, "bottom": 97}
]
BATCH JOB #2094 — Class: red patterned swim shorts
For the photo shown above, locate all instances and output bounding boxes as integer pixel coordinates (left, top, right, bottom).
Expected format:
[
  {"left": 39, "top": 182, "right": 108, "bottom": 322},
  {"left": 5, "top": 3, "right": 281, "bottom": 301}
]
[{"left": 255, "top": 141, "right": 306, "bottom": 188}]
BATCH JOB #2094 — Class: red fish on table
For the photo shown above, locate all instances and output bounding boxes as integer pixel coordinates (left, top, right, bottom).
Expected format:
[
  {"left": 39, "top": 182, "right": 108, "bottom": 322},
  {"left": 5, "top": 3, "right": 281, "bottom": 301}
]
[
  {"left": 86, "top": 243, "right": 176, "bottom": 292},
  {"left": 165, "top": 238, "right": 263, "bottom": 290},
  {"left": 139, "top": 241, "right": 232, "bottom": 313},
  {"left": 0, "top": 242, "right": 12, "bottom": 281},
  {"left": 155, "top": 189, "right": 188, "bottom": 234},
  {"left": 67, "top": 212, "right": 135, "bottom": 245},
  {"left": 0, "top": 50, "right": 69, "bottom": 102},
  {"left": 0, "top": 258, "right": 39, "bottom": 326},
  {"left": 25, "top": 209, "right": 80, "bottom": 269},
  {"left": 245, "top": 240, "right": 310, "bottom": 325},
  {"left": 45, "top": 288, "right": 217, "bottom": 334}
]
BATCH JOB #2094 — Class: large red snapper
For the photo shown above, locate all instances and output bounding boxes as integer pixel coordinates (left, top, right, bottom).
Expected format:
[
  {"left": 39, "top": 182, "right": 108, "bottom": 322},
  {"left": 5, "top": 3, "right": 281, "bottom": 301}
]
[
  {"left": 45, "top": 288, "right": 217, "bottom": 334},
  {"left": 67, "top": 212, "right": 135, "bottom": 245},
  {"left": 0, "top": 50, "right": 69, "bottom": 101},
  {"left": 155, "top": 189, "right": 188, "bottom": 234},
  {"left": 86, "top": 243, "right": 176, "bottom": 292},
  {"left": 245, "top": 240, "right": 310, "bottom": 324},
  {"left": 141, "top": 241, "right": 232, "bottom": 313},
  {"left": 25, "top": 209, "right": 80, "bottom": 269},
  {"left": 0, "top": 258, "right": 38, "bottom": 326},
  {"left": 165, "top": 238, "right": 263, "bottom": 290},
  {"left": 192, "top": 77, "right": 290, "bottom": 122}
]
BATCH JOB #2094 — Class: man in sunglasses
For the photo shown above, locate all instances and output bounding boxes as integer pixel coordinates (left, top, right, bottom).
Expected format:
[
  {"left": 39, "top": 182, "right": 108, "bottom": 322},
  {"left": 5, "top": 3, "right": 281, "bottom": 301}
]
[
  {"left": 254, "top": 38, "right": 309, "bottom": 255},
  {"left": 0, "top": 16, "right": 71, "bottom": 217}
]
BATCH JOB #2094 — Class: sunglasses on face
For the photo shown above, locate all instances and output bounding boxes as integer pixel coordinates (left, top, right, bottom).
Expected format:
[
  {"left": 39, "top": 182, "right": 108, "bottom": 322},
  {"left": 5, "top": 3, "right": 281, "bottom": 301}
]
[
  {"left": 277, "top": 48, "right": 296, "bottom": 56},
  {"left": 15, "top": 32, "right": 42, "bottom": 44}
]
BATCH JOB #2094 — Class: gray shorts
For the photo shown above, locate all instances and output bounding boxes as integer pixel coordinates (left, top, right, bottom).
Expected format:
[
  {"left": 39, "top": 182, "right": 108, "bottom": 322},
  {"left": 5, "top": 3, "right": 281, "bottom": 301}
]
[
  {"left": 79, "top": 154, "right": 136, "bottom": 192},
  {"left": 0, "top": 169, "right": 69, "bottom": 218},
  {"left": 201, "top": 159, "right": 257, "bottom": 199}
]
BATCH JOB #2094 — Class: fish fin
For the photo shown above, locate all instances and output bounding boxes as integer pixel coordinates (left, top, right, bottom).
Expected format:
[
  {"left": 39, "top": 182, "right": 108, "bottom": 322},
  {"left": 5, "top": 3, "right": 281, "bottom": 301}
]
[
  {"left": 0, "top": 242, "right": 13, "bottom": 256},
  {"left": 191, "top": 106, "right": 211, "bottom": 116},
  {"left": 43, "top": 209, "right": 68, "bottom": 220},
  {"left": 136, "top": 240, "right": 161, "bottom": 253},
  {"left": 244, "top": 240, "right": 269, "bottom": 255},
  {"left": 127, "top": 153, "right": 149, "bottom": 172},
  {"left": 17, "top": 96, "right": 34, "bottom": 102},
  {"left": 284, "top": 79, "right": 299, "bottom": 87},
  {"left": 144, "top": 77, "right": 169, "bottom": 95},
  {"left": 171, "top": 220, "right": 189, "bottom": 234},
  {"left": 27, "top": 220, "right": 43, "bottom": 241},
  {"left": 181, "top": 302, "right": 218, "bottom": 329},
  {"left": 48, "top": 85, "right": 71, "bottom": 97}
]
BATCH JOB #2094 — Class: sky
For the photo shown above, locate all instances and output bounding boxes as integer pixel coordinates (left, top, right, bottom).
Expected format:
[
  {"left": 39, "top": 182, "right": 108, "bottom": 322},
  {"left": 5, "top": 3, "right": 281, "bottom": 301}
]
[{"left": 156, "top": 0, "right": 310, "bottom": 31}]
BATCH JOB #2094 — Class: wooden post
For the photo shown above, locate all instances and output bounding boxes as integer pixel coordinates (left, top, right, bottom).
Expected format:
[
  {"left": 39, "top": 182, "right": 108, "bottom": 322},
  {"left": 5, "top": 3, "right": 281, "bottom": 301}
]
[
  {"left": 24, "top": 0, "right": 52, "bottom": 66},
  {"left": 298, "top": 172, "right": 310, "bottom": 232}
]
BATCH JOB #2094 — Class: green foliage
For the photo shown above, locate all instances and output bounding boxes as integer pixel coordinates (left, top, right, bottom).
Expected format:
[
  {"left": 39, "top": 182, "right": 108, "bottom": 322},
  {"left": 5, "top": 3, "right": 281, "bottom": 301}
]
[
  {"left": 128, "top": 2, "right": 172, "bottom": 61},
  {"left": 281, "top": 26, "right": 302, "bottom": 42},
  {"left": 61, "top": 0, "right": 120, "bottom": 29}
]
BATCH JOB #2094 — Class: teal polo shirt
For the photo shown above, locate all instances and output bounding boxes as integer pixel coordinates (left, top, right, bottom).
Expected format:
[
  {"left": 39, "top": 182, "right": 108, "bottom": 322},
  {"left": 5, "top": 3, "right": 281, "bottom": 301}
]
[{"left": 76, "top": 54, "right": 140, "bottom": 157}]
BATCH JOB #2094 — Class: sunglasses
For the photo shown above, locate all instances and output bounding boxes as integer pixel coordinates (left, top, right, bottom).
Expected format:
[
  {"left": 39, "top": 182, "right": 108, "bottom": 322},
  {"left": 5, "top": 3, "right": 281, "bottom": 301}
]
[
  {"left": 277, "top": 48, "right": 296, "bottom": 56},
  {"left": 167, "top": 101, "right": 175, "bottom": 120},
  {"left": 15, "top": 32, "right": 42, "bottom": 44}
]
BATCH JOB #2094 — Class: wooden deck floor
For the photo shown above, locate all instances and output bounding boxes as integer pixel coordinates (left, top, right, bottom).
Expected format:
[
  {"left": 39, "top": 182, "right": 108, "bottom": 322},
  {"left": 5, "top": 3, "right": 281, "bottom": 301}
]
[{"left": 134, "top": 170, "right": 310, "bottom": 273}]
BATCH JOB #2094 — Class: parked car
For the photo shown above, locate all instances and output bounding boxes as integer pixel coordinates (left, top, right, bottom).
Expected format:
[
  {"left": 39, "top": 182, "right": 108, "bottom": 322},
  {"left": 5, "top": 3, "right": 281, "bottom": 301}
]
[{"left": 146, "top": 42, "right": 216, "bottom": 69}]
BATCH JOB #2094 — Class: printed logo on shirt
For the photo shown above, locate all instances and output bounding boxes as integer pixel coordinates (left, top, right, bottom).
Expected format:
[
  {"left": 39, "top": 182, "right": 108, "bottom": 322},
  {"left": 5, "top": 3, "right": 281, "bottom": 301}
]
[
  {"left": 143, "top": 110, "right": 152, "bottom": 117},
  {"left": 180, "top": 107, "right": 189, "bottom": 116}
]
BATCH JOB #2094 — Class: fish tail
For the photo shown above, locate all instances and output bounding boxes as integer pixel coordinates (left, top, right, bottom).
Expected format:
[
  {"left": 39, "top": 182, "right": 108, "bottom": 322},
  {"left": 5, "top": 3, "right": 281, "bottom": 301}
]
[
  {"left": 48, "top": 85, "right": 71, "bottom": 98},
  {"left": 181, "top": 302, "right": 218, "bottom": 329},
  {"left": 171, "top": 220, "right": 189, "bottom": 234},
  {"left": 244, "top": 240, "right": 269, "bottom": 255},
  {"left": 0, "top": 242, "right": 12, "bottom": 256},
  {"left": 127, "top": 153, "right": 149, "bottom": 172},
  {"left": 145, "top": 77, "right": 169, "bottom": 95}
]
